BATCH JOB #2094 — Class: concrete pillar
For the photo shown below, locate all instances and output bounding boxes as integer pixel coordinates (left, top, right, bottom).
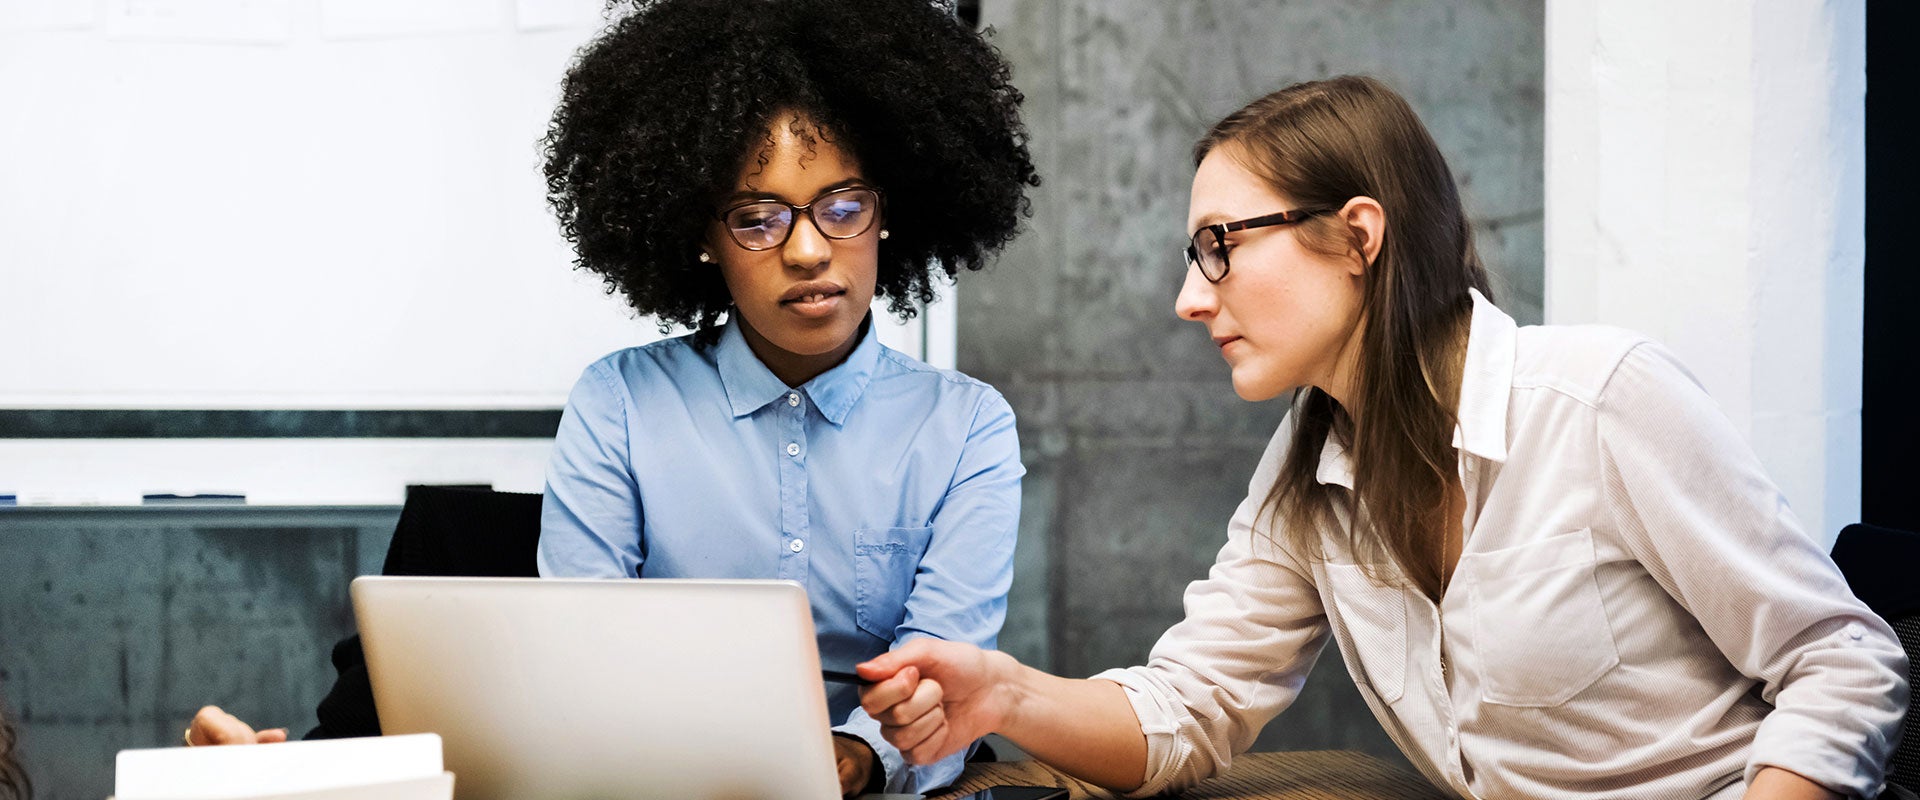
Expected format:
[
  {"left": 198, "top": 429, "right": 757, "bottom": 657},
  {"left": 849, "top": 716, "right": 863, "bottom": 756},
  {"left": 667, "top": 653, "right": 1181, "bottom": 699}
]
[{"left": 1545, "top": 0, "right": 1865, "bottom": 546}]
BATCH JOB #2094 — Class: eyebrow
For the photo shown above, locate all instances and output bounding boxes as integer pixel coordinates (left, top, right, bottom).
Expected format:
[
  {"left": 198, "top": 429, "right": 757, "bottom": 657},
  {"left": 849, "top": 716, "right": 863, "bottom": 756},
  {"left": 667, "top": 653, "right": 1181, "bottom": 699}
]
[
  {"left": 722, "top": 178, "right": 869, "bottom": 205},
  {"left": 1188, "top": 213, "right": 1231, "bottom": 233}
]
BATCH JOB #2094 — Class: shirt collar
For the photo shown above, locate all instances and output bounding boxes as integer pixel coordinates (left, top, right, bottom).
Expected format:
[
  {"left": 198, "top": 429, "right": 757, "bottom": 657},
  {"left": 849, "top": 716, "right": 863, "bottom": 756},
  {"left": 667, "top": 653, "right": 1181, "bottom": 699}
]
[
  {"left": 1312, "top": 288, "right": 1516, "bottom": 489},
  {"left": 1453, "top": 287, "right": 1515, "bottom": 464},
  {"left": 1316, "top": 433, "right": 1356, "bottom": 489},
  {"left": 715, "top": 313, "right": 880, "bottom": 426}
]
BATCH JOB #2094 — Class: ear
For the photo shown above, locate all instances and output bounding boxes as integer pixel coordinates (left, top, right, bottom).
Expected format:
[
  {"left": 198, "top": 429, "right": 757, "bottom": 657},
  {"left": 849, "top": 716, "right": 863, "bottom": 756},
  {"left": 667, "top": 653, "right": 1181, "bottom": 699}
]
[
  {"left": 1337, "top": 196, "right": 1386, "bottom": 275},
  {"left": 702, "top": 223, "right": 730, "bottom": 261}
]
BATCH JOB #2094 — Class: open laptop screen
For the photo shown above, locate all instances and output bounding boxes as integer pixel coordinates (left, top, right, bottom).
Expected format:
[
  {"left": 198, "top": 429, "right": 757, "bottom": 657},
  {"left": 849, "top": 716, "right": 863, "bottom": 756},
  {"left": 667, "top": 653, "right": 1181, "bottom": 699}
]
[{"left": 352, "top": 576, "right": 842, "bottom": 800}]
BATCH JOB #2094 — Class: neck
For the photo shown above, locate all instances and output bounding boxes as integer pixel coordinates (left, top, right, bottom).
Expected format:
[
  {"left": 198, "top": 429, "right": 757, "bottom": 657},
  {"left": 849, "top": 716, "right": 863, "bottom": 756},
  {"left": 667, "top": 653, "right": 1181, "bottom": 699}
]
[
  {"left": 736, "top": 313, "right": 867, "bottom": 388},
  {"left": 1314, "top": 312, "right": 1369, "bottom": 422}
]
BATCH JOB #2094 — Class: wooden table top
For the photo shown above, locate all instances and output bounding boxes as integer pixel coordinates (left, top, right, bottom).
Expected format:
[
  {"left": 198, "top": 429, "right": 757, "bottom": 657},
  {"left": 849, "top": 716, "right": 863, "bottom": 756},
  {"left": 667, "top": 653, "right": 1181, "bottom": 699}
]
[{"left": 939, "top": 750, "right": 1451, "bottom": 800}]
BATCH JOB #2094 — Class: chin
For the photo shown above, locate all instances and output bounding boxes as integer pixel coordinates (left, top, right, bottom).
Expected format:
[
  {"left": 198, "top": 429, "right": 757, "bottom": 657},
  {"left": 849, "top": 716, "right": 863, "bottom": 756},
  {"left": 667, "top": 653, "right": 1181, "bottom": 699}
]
[
  {"left": 1228, "top": 368, "right": 1295, "bottom": 403},
  {"left": 769, "top": 331, "right": 846, "bottom": 357},
  {"left": 772, "top": 317, "right": 864, "bottom": 355},
  {"left": 1231, "top": 385, "right": 1284, "bottom": 402}
]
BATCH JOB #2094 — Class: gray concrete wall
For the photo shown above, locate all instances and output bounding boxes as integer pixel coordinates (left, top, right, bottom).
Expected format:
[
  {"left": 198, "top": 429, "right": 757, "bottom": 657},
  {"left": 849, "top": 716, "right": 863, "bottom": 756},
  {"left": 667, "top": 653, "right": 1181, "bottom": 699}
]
[
  {"left": 0, "top": 508, "right": 396, "bottom": 800},
  {"left": 969, "top": 0, "right": 1545, "bottom": 761}
]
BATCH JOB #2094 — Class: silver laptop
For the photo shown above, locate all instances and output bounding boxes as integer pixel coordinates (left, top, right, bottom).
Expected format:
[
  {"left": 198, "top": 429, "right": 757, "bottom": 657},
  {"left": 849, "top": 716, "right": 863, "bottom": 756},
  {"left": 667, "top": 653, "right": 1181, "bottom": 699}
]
[{"left": 351, "top": 576, "right": 842, "bottom": 800}]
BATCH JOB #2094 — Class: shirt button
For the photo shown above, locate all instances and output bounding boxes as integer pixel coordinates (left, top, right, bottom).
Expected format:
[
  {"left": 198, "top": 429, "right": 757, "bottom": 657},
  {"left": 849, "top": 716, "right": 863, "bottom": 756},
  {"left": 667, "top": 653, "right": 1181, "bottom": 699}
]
[
  {"left": 787, "top": 392, "right": 800, "bottom": 407},
  {"left": 789, "top": 539, "right": 805, "bottom": 553},
  {"left": 786, "top": 442, "right": 801, "bottom": 457}
]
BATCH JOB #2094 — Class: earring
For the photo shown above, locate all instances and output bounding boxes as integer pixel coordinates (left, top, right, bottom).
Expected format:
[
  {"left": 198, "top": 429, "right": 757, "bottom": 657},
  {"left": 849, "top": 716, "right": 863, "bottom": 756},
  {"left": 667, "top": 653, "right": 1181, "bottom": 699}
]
[
  {"left": 698, "top": 251, "right": 712, "bottom": 263},
  {"left": 878, "top": 229, "right": 890, "bottom": 240}
]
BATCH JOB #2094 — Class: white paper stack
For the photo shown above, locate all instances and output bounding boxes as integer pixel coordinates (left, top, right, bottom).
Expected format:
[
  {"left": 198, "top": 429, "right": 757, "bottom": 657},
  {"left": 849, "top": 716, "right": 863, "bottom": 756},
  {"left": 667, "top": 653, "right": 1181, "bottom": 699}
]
[{"left": 112, "top": 733, "right": 453, "bottom": 800}]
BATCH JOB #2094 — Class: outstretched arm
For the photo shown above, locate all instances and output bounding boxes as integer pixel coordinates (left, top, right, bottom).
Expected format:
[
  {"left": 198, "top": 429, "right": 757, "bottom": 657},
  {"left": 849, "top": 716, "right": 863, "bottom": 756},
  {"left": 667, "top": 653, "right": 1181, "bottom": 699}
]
[{"left": 857, "top": 639, "right": 1148, "bottom": 792}]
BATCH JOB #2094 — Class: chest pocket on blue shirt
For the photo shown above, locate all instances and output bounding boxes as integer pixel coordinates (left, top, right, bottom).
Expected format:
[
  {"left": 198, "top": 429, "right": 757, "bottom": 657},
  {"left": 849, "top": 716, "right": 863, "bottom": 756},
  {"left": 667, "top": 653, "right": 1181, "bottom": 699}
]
[{"left": 854, "top": 526, "right": 934, "bottom": 641}]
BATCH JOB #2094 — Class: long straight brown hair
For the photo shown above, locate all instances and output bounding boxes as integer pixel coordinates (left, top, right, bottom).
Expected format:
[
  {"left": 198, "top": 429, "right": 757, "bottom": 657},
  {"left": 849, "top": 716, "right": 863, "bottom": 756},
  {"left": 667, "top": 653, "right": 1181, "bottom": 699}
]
[{"left": 1196, "top": 76, "right": 1491, "bottom": 600}]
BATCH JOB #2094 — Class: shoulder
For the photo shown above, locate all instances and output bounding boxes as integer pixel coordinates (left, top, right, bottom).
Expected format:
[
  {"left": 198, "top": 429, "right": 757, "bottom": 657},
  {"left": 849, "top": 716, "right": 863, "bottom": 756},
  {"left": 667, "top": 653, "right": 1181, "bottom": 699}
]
[
  {"left": 1510, "top": 323, "right": 1664, "bottom": 408},
  {"left": 588, "top": 330, "right": 711, "bottom": 377},
  {"left": 570, "top": 331, "right": 718, "bottom": 403},
  {"left": 1513, "top": 324, "right": 1723, "bottom": 440},
  {"left": 871, "top": 343, "right": 1013, "bottom": 419}
]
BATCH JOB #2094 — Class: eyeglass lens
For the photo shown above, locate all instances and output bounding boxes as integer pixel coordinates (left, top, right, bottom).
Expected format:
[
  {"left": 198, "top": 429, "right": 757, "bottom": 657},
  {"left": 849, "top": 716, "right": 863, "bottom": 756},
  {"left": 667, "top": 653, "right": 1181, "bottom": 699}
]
[
  {"left": 1188, "top": 229, "right": 1227, "bottom": 281},
  {"left": 724, "top": 188, "right": 878, "bottom": 251}
]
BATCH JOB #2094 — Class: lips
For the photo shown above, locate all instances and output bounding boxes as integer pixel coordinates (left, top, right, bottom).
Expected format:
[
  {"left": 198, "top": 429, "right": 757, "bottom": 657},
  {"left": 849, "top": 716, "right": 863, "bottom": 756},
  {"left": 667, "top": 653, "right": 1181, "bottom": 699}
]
[
  {"left": 779, "top": 281, "right": 847, "bottom": 306},
  {"left": 778, "top": 280, "right": 849, "bottom": 320},
  {"left": 1212, "top": 335, "right": 1242, "bottom": 350}
]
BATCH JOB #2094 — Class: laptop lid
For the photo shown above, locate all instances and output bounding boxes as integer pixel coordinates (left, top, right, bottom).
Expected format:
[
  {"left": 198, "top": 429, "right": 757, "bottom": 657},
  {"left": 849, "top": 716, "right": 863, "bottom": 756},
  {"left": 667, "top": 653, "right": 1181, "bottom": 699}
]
[{"left": 351, "top": 576, "right": 842, "bottom": 800}]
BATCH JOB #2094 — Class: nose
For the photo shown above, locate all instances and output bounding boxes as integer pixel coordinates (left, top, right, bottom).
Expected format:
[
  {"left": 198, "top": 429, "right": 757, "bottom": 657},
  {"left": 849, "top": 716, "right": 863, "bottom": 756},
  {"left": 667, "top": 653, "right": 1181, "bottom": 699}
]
[
  {"left": 782, "top": 210, "right": 832, "bottom": 272},
  {"left": 1175, "top": 264, "right": 1217, "bottom": 322}
]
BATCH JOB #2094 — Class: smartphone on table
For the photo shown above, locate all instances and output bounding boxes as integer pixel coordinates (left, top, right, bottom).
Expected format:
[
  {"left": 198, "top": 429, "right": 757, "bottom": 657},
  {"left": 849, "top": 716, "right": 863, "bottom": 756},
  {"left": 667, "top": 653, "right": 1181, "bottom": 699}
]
[{"left": 951, "top": 786, "right": 1069, "bottom": 800}]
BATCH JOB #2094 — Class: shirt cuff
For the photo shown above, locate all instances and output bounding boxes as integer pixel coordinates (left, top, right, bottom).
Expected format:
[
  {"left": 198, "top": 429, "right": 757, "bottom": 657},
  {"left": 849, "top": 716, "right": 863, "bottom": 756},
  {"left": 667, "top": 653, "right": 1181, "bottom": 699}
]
[
  {"left": 834, "top": 706, "right": 971, "bottom": 794},
  {"left": 833, "top": 711, "right": 900, "bottom": 794},
  {"left": 1742, "top": 622, "right": 1909, "bottom": 799},
  {"left": 1090, "top": 668, "right": 1190, "bottom": 799},
  {"left": 1744, "top": 711, "right": 1889, "bottom": 799}
]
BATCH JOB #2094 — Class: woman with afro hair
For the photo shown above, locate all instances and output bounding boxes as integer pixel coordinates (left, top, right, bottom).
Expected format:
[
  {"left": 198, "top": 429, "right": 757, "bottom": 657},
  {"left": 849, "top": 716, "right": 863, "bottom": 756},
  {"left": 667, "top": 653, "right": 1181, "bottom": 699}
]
[
  {"left": 531, "top": 0, "right": 1038, "bottom": 795},
  {"left": 184, "top": 0, "right": 1038, "bottom": 796}
]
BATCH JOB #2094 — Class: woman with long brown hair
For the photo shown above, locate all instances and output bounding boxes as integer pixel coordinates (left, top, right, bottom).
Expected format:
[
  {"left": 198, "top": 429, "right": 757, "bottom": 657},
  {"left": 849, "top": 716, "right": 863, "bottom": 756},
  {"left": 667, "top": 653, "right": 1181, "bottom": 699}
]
[{"left": 855, "top": 76, "right": 1907, "bottom": 800}]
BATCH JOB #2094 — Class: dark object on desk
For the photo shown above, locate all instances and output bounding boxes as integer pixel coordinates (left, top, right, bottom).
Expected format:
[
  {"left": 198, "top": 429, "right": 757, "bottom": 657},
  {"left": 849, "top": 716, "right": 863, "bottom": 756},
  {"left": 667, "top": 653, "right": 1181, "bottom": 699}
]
[
  {"left": 306, "top": 485, "right": 543, "bottom": 739},
  {"left": 142, "top": 493, "right": 246, "bottom": 505},
  {"left": 952, "top": 786, "right": 1066, "bottom": 800},
  {"left": 1831, "top": 522, "right": 1920, "bottom": 798}
]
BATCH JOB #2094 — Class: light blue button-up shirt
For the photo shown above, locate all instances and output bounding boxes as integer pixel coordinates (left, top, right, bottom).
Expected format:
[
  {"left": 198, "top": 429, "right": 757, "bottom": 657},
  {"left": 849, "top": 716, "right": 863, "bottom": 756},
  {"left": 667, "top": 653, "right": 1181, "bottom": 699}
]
[{"left": 537, "top": 316, "right": 1022, "bottom": 793}]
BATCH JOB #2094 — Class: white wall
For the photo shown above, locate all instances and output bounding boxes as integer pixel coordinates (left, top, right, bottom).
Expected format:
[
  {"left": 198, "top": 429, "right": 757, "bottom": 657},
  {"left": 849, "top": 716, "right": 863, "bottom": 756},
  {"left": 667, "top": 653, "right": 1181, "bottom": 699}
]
[{"left": 1545, "top": 0, "right": 1866, "bottom": 546}]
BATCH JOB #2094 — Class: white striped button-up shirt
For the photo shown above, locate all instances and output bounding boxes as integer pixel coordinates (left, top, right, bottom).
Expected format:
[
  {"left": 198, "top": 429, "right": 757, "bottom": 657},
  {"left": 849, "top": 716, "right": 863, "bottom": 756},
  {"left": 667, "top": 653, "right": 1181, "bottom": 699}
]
[{"left": 1097, "top": 290, "right": 1907, "bottom": 799}]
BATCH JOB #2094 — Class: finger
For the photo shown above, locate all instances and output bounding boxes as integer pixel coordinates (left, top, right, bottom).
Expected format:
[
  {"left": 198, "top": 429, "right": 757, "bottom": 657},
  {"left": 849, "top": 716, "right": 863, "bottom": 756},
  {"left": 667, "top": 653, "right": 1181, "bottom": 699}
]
[
  {"left": 872, "top": 676, "right": 943, "bottom": 728},
  {"left": 856, "top": 638, "right": 941, "bottom": 681},
  {"left": 854, "top": 645, "right": 912, "bottom": 681},
  {"left": 880, "top": 702, "right": 946, "bottom": 754},
  {"left": 836, "top": 755, "right": 859, "bottom": 796},
  {"left": 257, "top": 728, "right": 289, "bottom": 744},
  {"left": 858, "top": 665, "right": 920, "bottom": 717},
  {"left": 187, "top": 706, "right": 220, "bottom": 746},
  {"left": 190, "top": 706, "right": 254, "bottom": 746},
  {"left": 904, "top": 718, "right": 954, "bottom": 766}
]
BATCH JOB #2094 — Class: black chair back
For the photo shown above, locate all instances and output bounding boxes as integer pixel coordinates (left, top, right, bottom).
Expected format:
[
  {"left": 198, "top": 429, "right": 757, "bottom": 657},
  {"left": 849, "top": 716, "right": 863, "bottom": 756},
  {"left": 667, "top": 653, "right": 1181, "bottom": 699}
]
[
  {"left": 1832, "top": 522, "right": 1920, "bottom": 796},
  {"left": 381, "top": 484, "right": 543, "bottom": 578},
  {"left": 307, "top": 485, "right": 542, "bottom": 739}
]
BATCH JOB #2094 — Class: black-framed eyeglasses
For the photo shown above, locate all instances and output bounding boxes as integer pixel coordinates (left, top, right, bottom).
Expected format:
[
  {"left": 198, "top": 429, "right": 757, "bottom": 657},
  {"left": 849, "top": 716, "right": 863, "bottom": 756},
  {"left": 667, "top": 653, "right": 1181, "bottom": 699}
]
[
  {"left": 715, "top": 186, "right": 884, "bottom": 251},
  {"left": 1183, "top": 207, "right": 1333, "bottom": 283}
]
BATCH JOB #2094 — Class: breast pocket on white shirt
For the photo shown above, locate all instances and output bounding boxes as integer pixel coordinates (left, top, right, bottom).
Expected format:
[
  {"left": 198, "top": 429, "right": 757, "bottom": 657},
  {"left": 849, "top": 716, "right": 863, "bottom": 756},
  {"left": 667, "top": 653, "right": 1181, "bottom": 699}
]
[
  {"left": 853, "top": 526, "right": 934, "bottom": 640},
  {"left": 1462, "top": 528, "right": 1621, "bottom": 707},
  {"left": 1324, "top": 563, "right": 1410, "bottom": 704}
]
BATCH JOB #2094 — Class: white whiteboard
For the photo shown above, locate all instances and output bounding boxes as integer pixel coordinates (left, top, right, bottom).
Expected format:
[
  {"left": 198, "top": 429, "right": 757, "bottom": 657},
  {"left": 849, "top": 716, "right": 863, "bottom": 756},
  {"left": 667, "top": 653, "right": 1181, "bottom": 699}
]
[
  {"left": 0, "top": 0, "right": 946, "bottom": 412},
  {"left": 0, "top": 0, "right": 955, "bottom": 504}
]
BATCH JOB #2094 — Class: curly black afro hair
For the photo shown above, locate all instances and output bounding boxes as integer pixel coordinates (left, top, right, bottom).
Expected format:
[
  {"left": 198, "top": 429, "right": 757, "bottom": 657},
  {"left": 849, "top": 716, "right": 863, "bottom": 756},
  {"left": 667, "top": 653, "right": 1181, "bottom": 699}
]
[{"left": 542, "top": 0, "right": 1040, "bottom": 332}]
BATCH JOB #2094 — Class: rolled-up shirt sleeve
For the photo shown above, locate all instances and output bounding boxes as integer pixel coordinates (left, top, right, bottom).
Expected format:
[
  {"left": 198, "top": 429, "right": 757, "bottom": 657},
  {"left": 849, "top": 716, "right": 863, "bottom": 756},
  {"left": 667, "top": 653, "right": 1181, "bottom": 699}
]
[
  {"left": 538, "top": 358, "right": 645, "bottom": 579},
  {"left": 1597, "top": 342, "right": 1908, "bottom": 797},
  {"left": 1094, "top": 419, "right": 1332, "bottom": 798}
]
